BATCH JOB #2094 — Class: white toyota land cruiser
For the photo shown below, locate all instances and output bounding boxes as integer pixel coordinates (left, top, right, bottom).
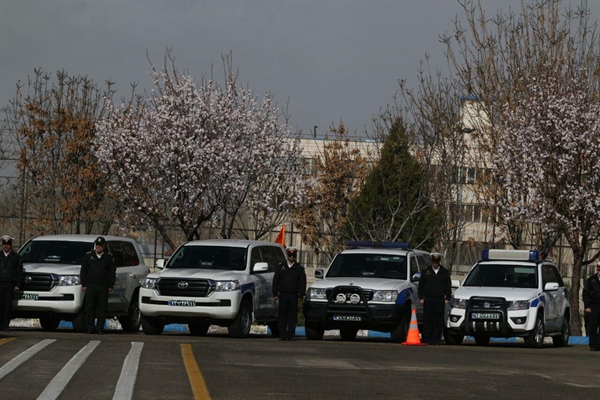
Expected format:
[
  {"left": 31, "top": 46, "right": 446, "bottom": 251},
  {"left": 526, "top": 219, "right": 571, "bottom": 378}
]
[
  {"left": 446, "top": 249, "right": 571, "bottom": 348},
  {"left": 139, "top": 239, "right": 286, "bottom": 338},
  {"left": 14, "top": 234, "right": 150, "bottom": 332},
  {"left": 302, "top": 241, "right": 431, "bottom": 342}
]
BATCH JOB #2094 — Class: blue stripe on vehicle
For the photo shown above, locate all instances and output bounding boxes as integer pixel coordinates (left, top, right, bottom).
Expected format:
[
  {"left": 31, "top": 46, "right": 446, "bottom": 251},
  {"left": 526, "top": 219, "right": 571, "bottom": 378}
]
[
  {"left": 395, "top": 288, "right": 412, "bottom": 305},
  {"left": 531, "top": 296, "right": 543, "bottom": 307},
  {"left": 240, "top": 282, "right": 255, "bottom": 295}
]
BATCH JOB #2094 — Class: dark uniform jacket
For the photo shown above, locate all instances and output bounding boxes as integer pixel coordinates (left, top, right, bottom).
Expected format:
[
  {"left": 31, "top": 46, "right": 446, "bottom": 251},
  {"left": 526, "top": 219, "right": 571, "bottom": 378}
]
[
  {"left": 80, "top": 251, "right": 116, "bottom": 289},
  {"left": 418, "top": 265, "right": 452, "bottom": 300},
  {"left": 0, "top": 251, "right": 23, "bottom": 285},
  {"left": 273, "top": 262, "right": 306, "bottom": 297},
  {"left": 583, "top": 274, "right": 600, "bottom": 308}
]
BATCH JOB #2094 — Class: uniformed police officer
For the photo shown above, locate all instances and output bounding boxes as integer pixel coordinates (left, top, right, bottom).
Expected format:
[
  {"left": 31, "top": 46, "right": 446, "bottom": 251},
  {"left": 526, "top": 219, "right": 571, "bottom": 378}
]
[
  {"left": 0, "top": 235, "right": 23, "bottom": 331},
  {"left": 418, "top": 254, "right": 451, "bottom": 345},
  {"left": 583, "top": 262, "right": 600, "bottom": 351},
  {"left": 273, "top": 247, "right": 306, "bottom": 341},
  {"left": 80, "top": 237, "right": 116, "bottom": 334}
]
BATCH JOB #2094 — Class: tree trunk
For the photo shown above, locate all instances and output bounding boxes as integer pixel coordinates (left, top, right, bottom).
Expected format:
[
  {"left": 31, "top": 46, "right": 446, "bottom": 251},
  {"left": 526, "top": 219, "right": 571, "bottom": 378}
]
[{"left": 570, "top": 256, "right": 583, "bottom": 336}]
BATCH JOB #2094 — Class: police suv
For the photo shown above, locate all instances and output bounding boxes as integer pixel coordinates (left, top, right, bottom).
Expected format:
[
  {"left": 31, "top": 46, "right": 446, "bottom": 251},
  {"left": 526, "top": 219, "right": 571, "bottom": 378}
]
[
  {"left": 302, "top": 242, "right": 431, "bottom": 342},
  {"left": 445, "top": 249, "right": 570, "bottom": 348},
  {"left": 139, "top": 239, "right": 286, "bottom": 338}
]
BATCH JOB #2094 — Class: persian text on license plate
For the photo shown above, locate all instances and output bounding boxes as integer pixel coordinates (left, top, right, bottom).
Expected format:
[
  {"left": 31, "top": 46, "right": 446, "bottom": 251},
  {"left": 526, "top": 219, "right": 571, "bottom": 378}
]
[
  {"left": 471, "top": 312, "right": 500, "bottom": 320},
  {"left": 169, "top": 300, "right": 196, "bottom": 307},
  {"left": 333, "top": 315, "right": 361, "bottom": 321},
  {"left": 15, "top": 293, "right": 39, "bottom": 300}
]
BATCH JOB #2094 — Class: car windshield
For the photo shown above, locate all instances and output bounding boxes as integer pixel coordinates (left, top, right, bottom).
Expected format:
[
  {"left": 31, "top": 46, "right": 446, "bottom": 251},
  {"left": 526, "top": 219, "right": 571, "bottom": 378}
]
[
  {"left": 326, "top": 253, "right": 407, "bottom": 279},
  {"left": 19, "top": 241, "right": 92, "bottom": 265},
  {"left": 167, "top": 245, "right": 247, "bottom": 271},
  {"left": 463, "top": 264, "right": 538, "bottom": 288}
]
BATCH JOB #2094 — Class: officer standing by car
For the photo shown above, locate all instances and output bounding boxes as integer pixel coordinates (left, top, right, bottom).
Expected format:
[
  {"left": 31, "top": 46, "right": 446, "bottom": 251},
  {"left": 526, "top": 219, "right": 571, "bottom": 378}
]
[
  {"left": 418, "top": 253, "right": 451, "bottom": 345},
  {"left": 0, "top": 236, "right": 23, "bottom": 332},
  {"left": 583, "top": 262, "right": 600, "bottom": 351},
  {"left": 80, "top": 237, "right": 116, "bottom": 335},
  {"left": 273, "top": 247, "right": 306, "bottom": 341}
]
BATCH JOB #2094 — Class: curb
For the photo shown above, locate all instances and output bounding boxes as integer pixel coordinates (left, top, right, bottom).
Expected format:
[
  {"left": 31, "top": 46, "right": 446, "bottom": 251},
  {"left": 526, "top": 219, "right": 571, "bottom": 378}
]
[{"left": 9, "top": 319, "right": 590, "bottom": 345}]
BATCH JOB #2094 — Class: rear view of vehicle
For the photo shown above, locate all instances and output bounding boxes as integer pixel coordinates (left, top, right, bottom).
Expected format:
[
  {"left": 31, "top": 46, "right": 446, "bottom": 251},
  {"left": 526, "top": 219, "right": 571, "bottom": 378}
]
[
  {"left": 446, "top": 249, "right": 570, "bottom": 348},
  {"left": 302, "top": 242, "right": 429, "bottom": 342}
]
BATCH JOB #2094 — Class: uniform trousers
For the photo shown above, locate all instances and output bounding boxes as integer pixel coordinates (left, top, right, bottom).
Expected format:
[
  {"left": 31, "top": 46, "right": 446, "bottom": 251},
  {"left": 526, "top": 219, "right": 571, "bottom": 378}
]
[
  {"left": 0, "top": 281, "right": 15, "bottom": 330},
  {"left": 278, "top": 292, "right": 299, "bottom": 340},
  {"left": 422, "top": 295, "right": 445, "bottom": 344},
  {"left": 85, "top": 283, "right": 109, "bottom": 333},
  {"left": 588, "top": 304, "right": 600, "bottom": 350}
]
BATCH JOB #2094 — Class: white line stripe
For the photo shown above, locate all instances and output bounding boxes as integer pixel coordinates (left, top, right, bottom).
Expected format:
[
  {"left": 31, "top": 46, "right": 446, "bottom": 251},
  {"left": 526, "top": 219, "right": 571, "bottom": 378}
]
[
  {"left": 0, "top": 339, "right": 56, "bottom": 380},
  {"left": 112, "top": 342, "right": 144, "bottom": 400},
  {"left": 37, "top": 340, "right": 100, "bottom": 400}
]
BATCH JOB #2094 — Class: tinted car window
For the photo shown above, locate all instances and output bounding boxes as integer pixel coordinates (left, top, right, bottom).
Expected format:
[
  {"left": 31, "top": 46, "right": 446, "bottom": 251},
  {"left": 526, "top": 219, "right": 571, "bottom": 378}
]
[
  {"left": 464, "top": 264, "right": 538, "bottom": 288},
  {"left": 250, "top": 247, "right": 263, "bottom": 272},
  {"left": 108, "top": 241, "right": 125, "bottom": 267},
  {"left": 121, "top": 241, "right": 140, "bottom": 266},
  {"left": 261, "top": 246, "right": 286, "bottom": 272},
  {"left": 19, "top": 241, "right": 92, "bottom": 265},
  {"left": 168, "top": 246, "right": 247, "bottom": 271},
  {"left": 326, "top": 253, "right": 407, "bottom": 279}
]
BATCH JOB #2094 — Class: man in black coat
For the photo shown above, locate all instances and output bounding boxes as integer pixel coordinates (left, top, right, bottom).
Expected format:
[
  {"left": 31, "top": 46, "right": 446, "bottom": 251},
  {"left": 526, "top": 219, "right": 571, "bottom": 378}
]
[
  {"left": 273, "top": 247, "right": 306, "bottom": 341},
  {"left": 80, "top": 236, "right": 116, "bottom": 335},
  {"left": 418, "top": 254, "right": 451, "bottom": 345},
  {"left": 583, "top": 263, "right": 600, "bottom": 351},
  {"left": 0, "top": 236, "right": 23, "bottom": 331}
]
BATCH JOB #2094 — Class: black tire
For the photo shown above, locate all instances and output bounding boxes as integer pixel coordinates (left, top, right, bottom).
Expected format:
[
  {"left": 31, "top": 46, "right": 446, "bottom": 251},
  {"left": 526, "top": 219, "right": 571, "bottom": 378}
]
[
  {"left": 119, "top": 294, "right": 142, "bottom": 332},
  {"left": 72, "top": 310, "right": 87, "bottom": 333},
  {"left": 340, "top": 328, "right": 358, "bottom": 341},
  {"left": 553, "top": 313, "right": 570, "bottom": 347},
  {"left": 267, "top": 323, "right": 279, "bottom": 338},
  {"left": 390, "top": 314, "right": 409, "bottom": 343},
  {"left": 188, "top": 323, "right": 210, "bottom": 336},
  {"left": 305, "top": 321, "right": 324, "bottom": 340},
  {"left": 228, "top": 301, "right": 252, "bottom": 338},
  {"left": 474, "top": 335, "right": 491, "bottom": 346},
  {"left": 445, "top": 331, "right": 464, "bottom": 345},
  {"left": 141, "top": 315, "right": 164, "bottom": 335},
  {"left": 39, "top": 317, "right": 60, "bottom": 331},
  {"left": 525, "top": 314, "right": 545, "bottom": 348}
]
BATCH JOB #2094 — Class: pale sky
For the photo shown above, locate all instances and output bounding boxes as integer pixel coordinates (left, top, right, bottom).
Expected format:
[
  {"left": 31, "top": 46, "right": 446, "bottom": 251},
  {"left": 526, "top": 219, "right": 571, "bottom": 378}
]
[{"left": 1, "top": 0, "right": 599, "bottom": 139}]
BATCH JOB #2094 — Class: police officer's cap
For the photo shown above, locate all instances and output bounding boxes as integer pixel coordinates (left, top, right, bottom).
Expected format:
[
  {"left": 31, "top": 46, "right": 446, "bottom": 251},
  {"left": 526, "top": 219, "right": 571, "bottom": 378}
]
[
  {"left": 95, "top": 236, "right": 107, "bottom": 247},
  {"left": 1, "top": 235, "right": 13, "bottom": 245},
  {"left": 431, "top": 253, "right": 442, "bottom": 263}
]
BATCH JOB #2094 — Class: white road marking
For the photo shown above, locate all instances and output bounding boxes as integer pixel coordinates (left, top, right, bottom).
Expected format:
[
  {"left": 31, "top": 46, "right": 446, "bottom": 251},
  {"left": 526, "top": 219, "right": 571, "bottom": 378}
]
[
  {"left": 0, "top": 339, "right": 56, "bottom": 380},
  {"left": 37, "top": 340, "right": 100, "bottom": 400},
  {"left": 113, "top": 342, "right": 144, "bottom": 400}
]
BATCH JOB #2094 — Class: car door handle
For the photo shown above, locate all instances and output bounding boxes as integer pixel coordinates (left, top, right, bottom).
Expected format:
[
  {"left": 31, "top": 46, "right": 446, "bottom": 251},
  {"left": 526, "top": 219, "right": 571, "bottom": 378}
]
[{"left": 129, "top": 274, "right": 136, "bottom": 278}]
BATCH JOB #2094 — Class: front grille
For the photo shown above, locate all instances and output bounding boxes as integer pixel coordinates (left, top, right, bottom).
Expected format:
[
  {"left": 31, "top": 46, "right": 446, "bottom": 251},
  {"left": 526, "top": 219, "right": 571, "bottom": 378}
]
[
  {"left": 470, "top": 298, "right": 504, "bottom": 309},
  {"left": 326, "top": 289, "right": 373, "bottom": 301},
  {"left": 157, "top": 278, "right": 211, "bottom": 297},
  {"left": 22, "top": 273, "right": 56, "bottom": 292}
]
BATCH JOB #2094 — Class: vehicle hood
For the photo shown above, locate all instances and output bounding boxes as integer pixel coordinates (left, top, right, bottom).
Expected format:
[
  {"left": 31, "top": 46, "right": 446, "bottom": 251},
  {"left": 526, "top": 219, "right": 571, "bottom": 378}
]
[
  {"left": 23, "top": 263, "right": 81, "bottom": 275},
  {"left": 149, "top": 268, "right": 245, "bottom": 281},
  {"left": 454, "top": 286, "right": 541, "bottom": 301},
  {"left": 310, "top": 277, "right": 409, "bottom": 291}
]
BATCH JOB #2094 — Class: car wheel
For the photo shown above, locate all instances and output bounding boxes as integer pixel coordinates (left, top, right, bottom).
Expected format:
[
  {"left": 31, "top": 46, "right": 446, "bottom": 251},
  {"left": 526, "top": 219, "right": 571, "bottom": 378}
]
[
  {"left": 188, "top": 323, "right": 210, "bottom": 336},
  {"left": 39, "top": 317, "right": 60, "bottom": 331},
  {"left": 119, "top": 294, "right": 142, "bottom": 332},
  {"left": 340, "top": 328, "right": 358, "bottom": 341},
  {"left": 445, "top": 331, "right": 464, "bottom": 345},
  {"left": 474, "top": 335, "right": 491, "bottom": 346},
  {"left": 72, "top": 310, "right": 87, "bottom": 333},
  {"left": 305, "top": 321, "right": 324, "bottom": 340},
  {"left": 390, "top": 314, "right": 409, "bottom": 343},
  {"left": 525, "top": 314, "right": 545, "bottom": 348},
  {"left": 141, "top": 315, "right": 164, "bottom": 335},
  {"left": 228, "top": 301, "right": 252, "bottom": 338},
  {"left": 267, "top": 323, "right": 279, "bottom": 338},
  {"left": 552, "top": 313, "right": 570, "bottom": 347}
]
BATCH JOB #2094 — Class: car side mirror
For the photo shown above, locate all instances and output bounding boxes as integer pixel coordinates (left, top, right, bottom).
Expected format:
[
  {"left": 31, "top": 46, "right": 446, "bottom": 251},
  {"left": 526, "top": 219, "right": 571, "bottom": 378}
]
[
  {"left": 253, "top": 262, "right": 269, "bottom": 273},
  {"left": 155, "top": 259, "right": 167, "bottom": 269},
  {"left": 315, "top": 269, "right": 324, "bottom": 279},
  {"left": 411, "top": 272, "right": 421, "bottom": 282},
  {"left": 544, "top": 282, "right": 559, "bottom": 291},
  {"left": 451, "top": 279, "right": 461, "bottom": 289}
]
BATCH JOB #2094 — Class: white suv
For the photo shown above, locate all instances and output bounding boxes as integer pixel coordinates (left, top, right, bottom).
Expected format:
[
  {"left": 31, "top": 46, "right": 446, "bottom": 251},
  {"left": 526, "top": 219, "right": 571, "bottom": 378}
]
[
  {"left": 14, "top": 235, "right": 150, "bottom": 332},
  {"left": 446, "top": 249, "right": 570, "bottom": 348},
  {"left": 139, "top": 239, "right": 286, "bottom": 338},
  {"left": 303, "top": 241, "right": 431, "bottom": 342}
]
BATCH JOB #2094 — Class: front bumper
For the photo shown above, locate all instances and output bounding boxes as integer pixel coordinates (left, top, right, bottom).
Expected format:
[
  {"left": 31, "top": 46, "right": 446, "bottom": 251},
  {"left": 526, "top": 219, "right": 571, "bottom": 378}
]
[{"left": 12, "top": 286, "right": 84, "bottom": 316}]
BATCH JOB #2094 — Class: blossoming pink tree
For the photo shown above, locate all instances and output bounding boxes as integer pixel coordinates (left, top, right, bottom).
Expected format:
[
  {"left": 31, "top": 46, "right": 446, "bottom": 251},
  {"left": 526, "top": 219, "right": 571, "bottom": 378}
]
[
  {"left": 95, "top": 53, "right": 306, "bottom": 249},
  {"left": 494, "top": 74, "right": 600, "bottom": 334}
]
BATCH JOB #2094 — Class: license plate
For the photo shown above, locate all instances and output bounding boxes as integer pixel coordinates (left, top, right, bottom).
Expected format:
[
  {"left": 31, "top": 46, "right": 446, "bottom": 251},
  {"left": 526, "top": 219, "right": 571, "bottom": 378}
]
[
  {"left": 15, "top": 293, "right": 39, "bottom": 300},
  {"left": 333, "top": 315, "right": 361, "bottom": 321},
  {"left": 168, "top": 300, "right": 196, "bottom": 307},
  {"left": 471, "top": 312, "right": 500, "bottom": 320}
]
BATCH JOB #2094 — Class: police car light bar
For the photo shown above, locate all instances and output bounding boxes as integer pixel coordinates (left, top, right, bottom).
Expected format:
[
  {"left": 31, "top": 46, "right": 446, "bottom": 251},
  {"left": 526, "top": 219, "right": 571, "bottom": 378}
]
[
  {"left": 347, "top": 241, "right": 411, "bottom": 249},
  {"left": 481, "top": 249, "right": 539, "bottom": 261}
]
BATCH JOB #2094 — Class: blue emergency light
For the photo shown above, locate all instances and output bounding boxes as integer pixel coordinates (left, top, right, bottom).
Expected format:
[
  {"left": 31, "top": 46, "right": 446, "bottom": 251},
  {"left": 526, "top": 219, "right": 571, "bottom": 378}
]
[{"left": 481, "top": 249, "right": 539, "bottom": 261}]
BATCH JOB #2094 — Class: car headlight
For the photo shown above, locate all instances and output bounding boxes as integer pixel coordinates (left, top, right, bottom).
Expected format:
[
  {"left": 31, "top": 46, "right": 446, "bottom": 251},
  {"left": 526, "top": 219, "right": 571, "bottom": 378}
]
[
  {"left": 449, "top": 297, "right": 467, "bottom": 309},
  {"left": 372, "top": 290, "right": 398, "bottom": 302},
  {"left": 58, "top": 275, "right": 80, "bottom": 286},
  {"left": 140, "top": 277, "right": 158, "bottom": 289},
  {"left": 215, "top": 280, "right": 240, "bottom": 292},
  {"left": 508, "top": 300, "right": 530, "bottom": 310},
  {"left": 306, "top": 287, "right": 327, "bottom": 300}
]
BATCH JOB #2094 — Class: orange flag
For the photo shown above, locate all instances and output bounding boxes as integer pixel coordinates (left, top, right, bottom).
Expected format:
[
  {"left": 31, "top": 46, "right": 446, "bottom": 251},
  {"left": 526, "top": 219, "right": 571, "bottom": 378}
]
[{"left": 274, "top": 225, "right": 286, "bottom": 248}]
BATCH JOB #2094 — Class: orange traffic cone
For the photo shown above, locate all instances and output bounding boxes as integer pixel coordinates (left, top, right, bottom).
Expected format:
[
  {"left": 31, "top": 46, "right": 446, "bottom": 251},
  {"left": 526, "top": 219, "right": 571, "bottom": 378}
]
[{"left": 402, "top": 307, "right": 426, "bottom": 346}]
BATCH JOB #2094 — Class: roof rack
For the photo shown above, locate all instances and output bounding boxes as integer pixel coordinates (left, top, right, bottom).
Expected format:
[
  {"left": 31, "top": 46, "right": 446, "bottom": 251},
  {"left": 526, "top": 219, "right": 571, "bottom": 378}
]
[{"left": 347, "top": 241, "right": 411, "bottom": 249}]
